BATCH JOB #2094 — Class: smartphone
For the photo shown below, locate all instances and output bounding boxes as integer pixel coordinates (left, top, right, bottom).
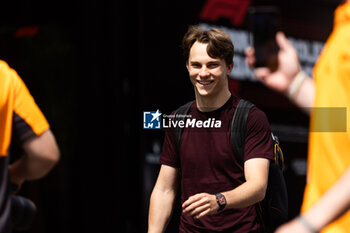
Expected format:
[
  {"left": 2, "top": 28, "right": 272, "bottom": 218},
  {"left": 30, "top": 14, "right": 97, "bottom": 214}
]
[{"left": 248, "top": 6, "right": 280, "bottom": 71}]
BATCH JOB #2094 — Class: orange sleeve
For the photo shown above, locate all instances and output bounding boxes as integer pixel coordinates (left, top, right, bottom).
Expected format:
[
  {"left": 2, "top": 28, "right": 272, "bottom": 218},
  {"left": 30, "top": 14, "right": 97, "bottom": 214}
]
[
  {"left": 0, "top": 61, "right": 13, "bottom": 156},
  {"left": 0, "top": 60, "right": 49, "bottom": 156},
  {"left": 11, "top": 66, "right": 50, "bottom": 137}
]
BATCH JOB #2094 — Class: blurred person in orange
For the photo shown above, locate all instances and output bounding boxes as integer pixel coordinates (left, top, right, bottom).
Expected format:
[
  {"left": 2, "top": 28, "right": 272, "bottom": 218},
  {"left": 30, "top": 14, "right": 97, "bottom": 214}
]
[
  {"left": 246, "top": 1, "right": 350, "bottom": 232},
  {"left": 0, "top": 60, "right": 60, "bottom": 232}
]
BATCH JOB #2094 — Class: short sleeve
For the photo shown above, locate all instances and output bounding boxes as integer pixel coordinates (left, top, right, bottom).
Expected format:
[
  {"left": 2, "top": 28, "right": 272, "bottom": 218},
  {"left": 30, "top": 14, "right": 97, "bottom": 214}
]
[
  {"left": 244, "top": 107, "right": 274, "bottom": 162},
  {"left": 11, "top": 66, "right": 49, "bottom": 142},
  {"left": 159, "top": 127, "right": 180, "bottom": 168}
]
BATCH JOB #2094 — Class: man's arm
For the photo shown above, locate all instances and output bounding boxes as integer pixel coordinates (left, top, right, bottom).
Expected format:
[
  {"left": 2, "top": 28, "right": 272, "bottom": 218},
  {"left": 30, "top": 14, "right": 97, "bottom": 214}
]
[
  {"left": 148, "top": 164, "right": 180, "bottom": 233},
  {"left": 182, "top": 158, "right": 270, "bottom": 219},
  {"left": 9, "top": 129, "right": 60, "bottom": 189},
  {"left": 276, "top": 166, "right": 350, "bottom": 233}
]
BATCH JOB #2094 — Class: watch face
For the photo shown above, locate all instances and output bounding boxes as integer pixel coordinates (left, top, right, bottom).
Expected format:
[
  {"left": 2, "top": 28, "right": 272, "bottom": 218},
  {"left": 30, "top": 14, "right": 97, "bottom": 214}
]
[{"left": 217, "top": 194, "right": 226, "bottom": 205}]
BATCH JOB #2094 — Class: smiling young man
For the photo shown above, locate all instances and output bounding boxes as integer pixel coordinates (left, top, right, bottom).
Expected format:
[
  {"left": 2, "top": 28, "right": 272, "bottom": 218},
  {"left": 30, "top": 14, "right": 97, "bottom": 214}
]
[{"left": 148, "top": 26, "right": 273, "bottom": 233}]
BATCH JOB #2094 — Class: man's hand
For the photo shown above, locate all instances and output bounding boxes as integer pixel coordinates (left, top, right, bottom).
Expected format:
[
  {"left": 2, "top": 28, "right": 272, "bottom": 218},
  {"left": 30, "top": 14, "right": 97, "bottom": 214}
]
[
  {"left": 8, "top": 164, "right": 24, "bottom": 194},
  {"left": 182, "top": 193, "right": 219, "bottom": 219},
  {"left": 245, "top": 32, "right": 300, "bottom": 94}
]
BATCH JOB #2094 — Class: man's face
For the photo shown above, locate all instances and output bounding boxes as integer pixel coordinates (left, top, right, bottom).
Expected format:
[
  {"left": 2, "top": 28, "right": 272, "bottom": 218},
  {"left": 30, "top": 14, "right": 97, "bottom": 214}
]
[{"left": 186, "top": 41, "right": 233, "bottom": 98}]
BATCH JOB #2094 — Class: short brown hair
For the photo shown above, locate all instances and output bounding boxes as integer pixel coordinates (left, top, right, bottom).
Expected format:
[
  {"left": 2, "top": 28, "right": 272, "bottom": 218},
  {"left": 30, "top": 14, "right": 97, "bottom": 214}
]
[{"left": 182, "top": 25, "right": 234, "bottom": 66}]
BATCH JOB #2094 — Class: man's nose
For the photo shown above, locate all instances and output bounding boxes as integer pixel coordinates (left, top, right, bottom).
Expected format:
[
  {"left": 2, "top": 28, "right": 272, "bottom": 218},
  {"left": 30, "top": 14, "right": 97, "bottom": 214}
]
[{"left": 199, "top": 66, "right": 209, "bottom": 77}]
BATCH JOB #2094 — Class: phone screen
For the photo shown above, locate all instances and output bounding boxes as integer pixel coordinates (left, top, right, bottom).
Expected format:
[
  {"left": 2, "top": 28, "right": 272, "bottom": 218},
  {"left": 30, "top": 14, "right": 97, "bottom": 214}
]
[{"left": 249, "top": 6, "right": 280, "bottom": 71}]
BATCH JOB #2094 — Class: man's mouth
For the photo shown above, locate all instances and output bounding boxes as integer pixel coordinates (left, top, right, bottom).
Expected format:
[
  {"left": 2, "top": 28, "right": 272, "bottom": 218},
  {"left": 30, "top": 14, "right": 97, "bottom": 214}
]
[{"left": 197, "top": 80, "right": 214, "bottom": 86}]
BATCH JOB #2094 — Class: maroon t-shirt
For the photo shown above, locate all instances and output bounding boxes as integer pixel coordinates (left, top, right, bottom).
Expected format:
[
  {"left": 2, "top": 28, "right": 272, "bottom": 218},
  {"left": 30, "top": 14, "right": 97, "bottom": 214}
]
[{"left": 160, "top": 95, "right": 274, "bottom": 233}]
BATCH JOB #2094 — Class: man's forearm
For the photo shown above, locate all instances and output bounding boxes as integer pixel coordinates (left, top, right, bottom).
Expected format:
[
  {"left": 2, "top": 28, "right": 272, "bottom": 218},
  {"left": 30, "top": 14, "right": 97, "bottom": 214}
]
[
  {"left": 148, "top": 188, "right": 176, "bottom": 233},
  {"left": 181, "top": 178, "right": 267, "bottom": 220},
  {"left": 223, "top": 179, "right": 267, "bottom": 209},
  {"left": 223, "top": 159, "right": 269, "bottom": 209},
  {"left": 288, "top": 72, "right": 315, "bottom": 114},
  {"left": 9, "top": 153, "right": 56, "bottom": 182},
  {"left": 9, "top": 130, "right": 60, "bottom": 186},
  {"left": 301, "top": 166, "right": 350, "bottom": 231}
]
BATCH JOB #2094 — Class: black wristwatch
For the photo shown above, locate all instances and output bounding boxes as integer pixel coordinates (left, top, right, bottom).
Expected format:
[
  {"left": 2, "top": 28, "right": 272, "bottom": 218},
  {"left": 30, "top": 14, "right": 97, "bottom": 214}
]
[{"left": 215, "top": 193, "right": 227, "bottom": 211}]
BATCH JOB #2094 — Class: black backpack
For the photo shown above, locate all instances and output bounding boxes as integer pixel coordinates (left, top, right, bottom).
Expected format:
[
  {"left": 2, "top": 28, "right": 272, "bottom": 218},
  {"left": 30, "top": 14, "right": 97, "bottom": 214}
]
[{"left": 173, "top": 99, "right": 288, "bottom": 233}]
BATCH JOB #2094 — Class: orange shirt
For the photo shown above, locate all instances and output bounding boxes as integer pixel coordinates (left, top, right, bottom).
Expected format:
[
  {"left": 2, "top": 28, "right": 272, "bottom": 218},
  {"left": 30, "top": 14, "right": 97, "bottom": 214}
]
[
  {"left": 301, "top": 2, "right": 350, "bottom": 232},
  {"left": 0, "top": 60, "right": 49, "bottom": 156}
]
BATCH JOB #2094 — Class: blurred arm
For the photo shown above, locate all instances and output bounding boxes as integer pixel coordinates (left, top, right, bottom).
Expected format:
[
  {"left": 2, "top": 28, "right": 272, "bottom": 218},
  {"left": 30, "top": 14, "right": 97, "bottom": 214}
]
[
  {"left": 276, "top": 166, "right": 350, "bottom": 233},
  {"left": 9, "top": 129, "right": 60, "bottom": 188},
  {"left": 290, "top": 74, "right": 315, "bottom": 114}
]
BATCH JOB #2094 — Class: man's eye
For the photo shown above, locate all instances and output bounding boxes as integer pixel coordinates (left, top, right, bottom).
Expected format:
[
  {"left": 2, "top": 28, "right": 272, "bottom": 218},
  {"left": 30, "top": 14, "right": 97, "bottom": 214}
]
[
  {"left": 191, "top": 64, "right": 201, "bottom": 68},
  {"left": 208, "top": 63, "right": 219, "bottom": 68}
]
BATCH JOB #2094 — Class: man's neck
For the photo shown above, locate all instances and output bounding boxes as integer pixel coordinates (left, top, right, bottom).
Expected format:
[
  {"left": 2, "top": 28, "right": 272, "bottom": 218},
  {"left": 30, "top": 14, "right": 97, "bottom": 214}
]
[{"left": 195, "top": 90, "right": 231, "bottom": 112}]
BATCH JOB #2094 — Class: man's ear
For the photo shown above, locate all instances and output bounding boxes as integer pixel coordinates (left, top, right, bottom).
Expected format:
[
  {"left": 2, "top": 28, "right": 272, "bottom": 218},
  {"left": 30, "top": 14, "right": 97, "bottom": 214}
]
[
  {"left": 186, "top": 61, "right": 189, "bottom": 71},
  {"left": 227, "top": 62, "right": 234, "bottom": 75}
]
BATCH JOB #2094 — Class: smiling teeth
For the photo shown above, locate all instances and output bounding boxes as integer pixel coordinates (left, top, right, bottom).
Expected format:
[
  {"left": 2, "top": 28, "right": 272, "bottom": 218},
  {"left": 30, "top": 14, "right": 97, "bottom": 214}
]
[{"left": 198, "top": 81, "right": 212, "bottom": 85}]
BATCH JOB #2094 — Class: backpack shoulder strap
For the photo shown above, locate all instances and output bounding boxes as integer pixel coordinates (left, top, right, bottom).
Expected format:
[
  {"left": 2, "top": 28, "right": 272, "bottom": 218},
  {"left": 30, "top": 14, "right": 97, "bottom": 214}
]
[
  {"left": 231, "top": 99, "right": 255, "bottom": 165},
  {"left": 173, "top": 100, "right": 194, "bottom": 154}
]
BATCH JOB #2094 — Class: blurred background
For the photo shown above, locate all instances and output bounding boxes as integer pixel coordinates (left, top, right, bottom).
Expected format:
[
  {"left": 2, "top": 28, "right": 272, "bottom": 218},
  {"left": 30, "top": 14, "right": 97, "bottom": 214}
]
[{"left": 2, "top": 0, "right": 341, "bottom": 232}]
